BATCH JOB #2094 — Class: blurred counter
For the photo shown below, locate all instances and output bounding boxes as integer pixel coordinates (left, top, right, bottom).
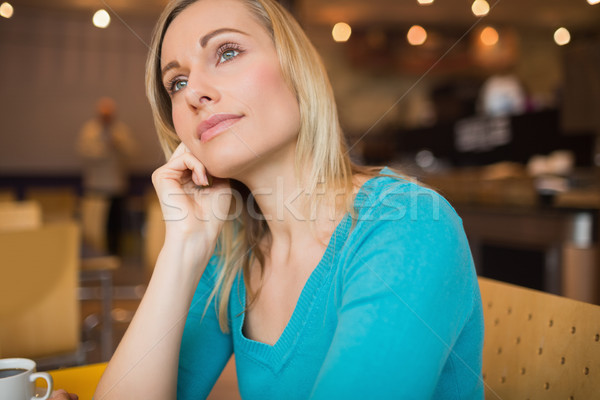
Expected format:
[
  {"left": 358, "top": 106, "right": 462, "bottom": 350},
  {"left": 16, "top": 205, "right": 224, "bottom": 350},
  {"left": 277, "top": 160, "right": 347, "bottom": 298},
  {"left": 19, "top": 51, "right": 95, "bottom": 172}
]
[{"left": 421, "top": 166, "right": 600, "bottom": 305}]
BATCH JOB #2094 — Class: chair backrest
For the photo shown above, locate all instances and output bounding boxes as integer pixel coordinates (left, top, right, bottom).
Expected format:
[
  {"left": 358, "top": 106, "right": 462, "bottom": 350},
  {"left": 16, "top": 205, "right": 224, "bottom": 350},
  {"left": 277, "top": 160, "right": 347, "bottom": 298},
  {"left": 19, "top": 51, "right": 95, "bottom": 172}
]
[
  {"left": 479, "top": 277, "right": 600, "bottom": 399},
  {"left": 25, "top": 187, "right": 78, "bottom": 222},
  {"left": 0, "top": 189, "right": 16, "bottom": 202},
  {"left": 0, "top": 221, "right": 80, "bottom": 359},
  {"left": 0, "top": 200, "right": 42, "bottom": 232}
]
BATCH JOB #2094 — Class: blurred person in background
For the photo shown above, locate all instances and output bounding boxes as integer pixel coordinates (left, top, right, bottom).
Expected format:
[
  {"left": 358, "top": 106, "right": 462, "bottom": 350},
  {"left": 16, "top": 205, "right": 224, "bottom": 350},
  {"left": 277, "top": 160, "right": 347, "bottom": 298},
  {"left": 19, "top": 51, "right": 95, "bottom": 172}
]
[{"left": 77, "top": 96, "right": 136, "bottom": 255}]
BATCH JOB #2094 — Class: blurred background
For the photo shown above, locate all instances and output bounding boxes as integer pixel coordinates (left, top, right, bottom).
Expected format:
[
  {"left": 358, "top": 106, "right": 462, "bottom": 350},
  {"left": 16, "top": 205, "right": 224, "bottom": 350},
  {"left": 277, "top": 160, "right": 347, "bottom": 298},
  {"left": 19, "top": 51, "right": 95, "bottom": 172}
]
[{"left": 1, "top": 0, "right": 599, "bottom": 368}]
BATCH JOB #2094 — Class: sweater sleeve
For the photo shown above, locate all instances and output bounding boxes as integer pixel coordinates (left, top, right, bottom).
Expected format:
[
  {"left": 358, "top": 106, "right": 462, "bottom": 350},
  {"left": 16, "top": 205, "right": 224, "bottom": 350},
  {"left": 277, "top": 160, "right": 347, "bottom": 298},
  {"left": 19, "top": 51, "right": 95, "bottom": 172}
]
[
  {"left": 309, "top": 185, "right": 480, "bottom": 399},
  {"left": 177, "top": 254, "right": 233, "bottom": 400}
]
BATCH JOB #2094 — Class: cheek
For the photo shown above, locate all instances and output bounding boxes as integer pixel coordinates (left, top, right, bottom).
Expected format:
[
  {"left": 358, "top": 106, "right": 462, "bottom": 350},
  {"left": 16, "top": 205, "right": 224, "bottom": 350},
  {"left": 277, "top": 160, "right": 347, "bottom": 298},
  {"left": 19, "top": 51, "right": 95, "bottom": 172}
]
[
  {"left": 242, "top": 61, "right": 298, "bottom": 120},
  {"left": 249, "top": 62, "right": 281, "bottom": 88},
  {"left": 171, "top": 106, "right": 187, "bottom": 140}
]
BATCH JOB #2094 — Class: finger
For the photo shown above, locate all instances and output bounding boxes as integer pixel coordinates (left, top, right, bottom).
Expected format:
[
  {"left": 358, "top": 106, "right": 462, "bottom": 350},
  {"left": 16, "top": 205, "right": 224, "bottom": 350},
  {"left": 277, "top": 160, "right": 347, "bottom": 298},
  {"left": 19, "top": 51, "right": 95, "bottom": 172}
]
[
  {"left": 170, "top": 141, "right": 188, "bottom": 160},
  {"left": 164, "top": 153, "right": 209, "bottom": 186},
  {"left": 50, "top": 389, "right": 71, "bottom": 400}
]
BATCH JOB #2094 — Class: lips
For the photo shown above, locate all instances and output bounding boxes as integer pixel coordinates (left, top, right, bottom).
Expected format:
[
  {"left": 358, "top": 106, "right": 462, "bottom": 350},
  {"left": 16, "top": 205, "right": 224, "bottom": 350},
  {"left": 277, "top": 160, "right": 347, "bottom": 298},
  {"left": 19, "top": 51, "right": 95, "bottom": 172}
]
[{"left": 197, "top": 113, "right": 243, "bottom": 143}]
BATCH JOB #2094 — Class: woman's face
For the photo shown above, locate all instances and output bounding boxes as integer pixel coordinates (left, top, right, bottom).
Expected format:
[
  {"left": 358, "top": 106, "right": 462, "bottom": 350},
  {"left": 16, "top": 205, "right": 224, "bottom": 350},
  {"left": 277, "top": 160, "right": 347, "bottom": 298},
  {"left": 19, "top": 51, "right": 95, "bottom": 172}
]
[{"left": 160, "top": 0, "right": 301, "bottom": 179}]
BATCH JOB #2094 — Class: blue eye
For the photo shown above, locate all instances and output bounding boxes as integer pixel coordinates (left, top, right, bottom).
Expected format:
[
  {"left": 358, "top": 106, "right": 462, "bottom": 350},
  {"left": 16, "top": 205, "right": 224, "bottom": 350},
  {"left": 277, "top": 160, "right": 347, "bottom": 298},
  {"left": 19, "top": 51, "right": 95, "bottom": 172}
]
[
  {"left": 173, "top": 80, "right": 187, "bottom": 92},
  {"left": 216, "top": 42, "right": 244, "bottom": 64},
  {"left": 165, "top": 78, "right": 187, "bottom": 95},
  {"left": 219, "top": 48, "right": 239, "bottom": 63}
]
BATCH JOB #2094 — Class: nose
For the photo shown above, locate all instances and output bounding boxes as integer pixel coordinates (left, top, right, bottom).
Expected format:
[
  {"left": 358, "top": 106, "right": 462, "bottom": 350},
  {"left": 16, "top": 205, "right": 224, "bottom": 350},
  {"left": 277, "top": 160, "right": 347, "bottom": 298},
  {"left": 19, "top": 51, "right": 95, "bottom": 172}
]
[{"left": 184, "top": 72, "right": 220, "bottom": 111}]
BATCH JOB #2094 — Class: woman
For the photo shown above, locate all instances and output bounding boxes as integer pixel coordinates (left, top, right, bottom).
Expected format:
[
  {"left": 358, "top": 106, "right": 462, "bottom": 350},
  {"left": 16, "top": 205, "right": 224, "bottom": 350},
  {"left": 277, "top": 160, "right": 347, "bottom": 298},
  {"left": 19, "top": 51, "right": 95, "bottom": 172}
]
[{"left": 95, "top": 0, "right": 484, "bottom": 398}]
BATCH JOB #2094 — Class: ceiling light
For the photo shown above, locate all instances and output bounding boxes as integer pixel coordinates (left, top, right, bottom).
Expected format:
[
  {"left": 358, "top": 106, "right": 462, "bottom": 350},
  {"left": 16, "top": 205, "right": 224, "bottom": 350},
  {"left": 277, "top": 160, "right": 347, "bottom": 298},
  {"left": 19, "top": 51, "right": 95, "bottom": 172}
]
[
  {"left": 332, "top": 22, "right": 352, "bottom": 42},
  {"left": 93, "top": 9, "right": 110, "bottom": 29},
  {"left": 480, "top": 26, "right": 499, "bottom": 46},
  {"left": 0, "top": 2, "right": 14, "bottom": 19},
  {"left": 407, "top": 25, "right": 427, "bottom": 46},
  {"left": 554, "top": 27, "right": 571, "bottom": 46},
  {"left": 472, "top": 0, "right": 490, "bottom": 17},
  {"left": 587, "top": 0, "right": 600, "bottom": 4},
  {"left": 417, "top": 0, "right": 435, "bottom": 5}
]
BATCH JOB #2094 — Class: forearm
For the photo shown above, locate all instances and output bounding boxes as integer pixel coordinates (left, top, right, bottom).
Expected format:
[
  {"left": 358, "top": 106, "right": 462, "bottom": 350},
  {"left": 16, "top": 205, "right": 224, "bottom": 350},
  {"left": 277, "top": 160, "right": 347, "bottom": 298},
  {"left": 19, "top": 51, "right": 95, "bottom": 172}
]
[{"left": 94, "top": 235, "right": 214, "bottom": 400}]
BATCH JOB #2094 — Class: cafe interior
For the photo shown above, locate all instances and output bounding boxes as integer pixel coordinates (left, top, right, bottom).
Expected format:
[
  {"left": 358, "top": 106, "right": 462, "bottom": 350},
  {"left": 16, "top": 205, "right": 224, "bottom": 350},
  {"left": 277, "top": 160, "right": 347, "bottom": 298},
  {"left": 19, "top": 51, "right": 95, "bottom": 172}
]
[{"left": 1, "top": 0, "right": 600, "bottom": 398}]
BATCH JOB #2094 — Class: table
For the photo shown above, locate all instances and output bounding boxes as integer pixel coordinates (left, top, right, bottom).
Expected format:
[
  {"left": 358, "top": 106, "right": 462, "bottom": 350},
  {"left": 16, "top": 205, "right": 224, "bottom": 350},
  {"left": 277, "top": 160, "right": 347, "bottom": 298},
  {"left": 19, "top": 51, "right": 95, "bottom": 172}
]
[
  {"left": 44, "top": 357, "right": 240, "bottom": 400},
  {"left": 457, "top": 204, "right": 599, "bottom": 303},
  {"left": 42, "top": 363, "right": 107, "bottom": 400}
]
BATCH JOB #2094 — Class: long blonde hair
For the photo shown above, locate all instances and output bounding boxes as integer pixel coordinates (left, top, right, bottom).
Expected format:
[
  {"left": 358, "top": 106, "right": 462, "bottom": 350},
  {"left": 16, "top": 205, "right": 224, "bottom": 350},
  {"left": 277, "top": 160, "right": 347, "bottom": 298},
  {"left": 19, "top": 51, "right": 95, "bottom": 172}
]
[{"left": 146, "top": 0, "right": 379, "bottom": 331}]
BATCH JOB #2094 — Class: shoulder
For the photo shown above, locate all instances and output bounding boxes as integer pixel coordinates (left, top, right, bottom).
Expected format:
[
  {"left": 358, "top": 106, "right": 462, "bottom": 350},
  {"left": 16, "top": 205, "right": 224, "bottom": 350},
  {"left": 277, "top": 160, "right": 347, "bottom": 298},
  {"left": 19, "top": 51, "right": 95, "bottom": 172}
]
[
  {"left": 353, "top": 167, "right": 461, "bottom": 229},
  {"left": 341, "top": 167, "right": 474, "bottom": 286},
  {"left": 334, "top": 168, "right": 479, "bottom": 334}
]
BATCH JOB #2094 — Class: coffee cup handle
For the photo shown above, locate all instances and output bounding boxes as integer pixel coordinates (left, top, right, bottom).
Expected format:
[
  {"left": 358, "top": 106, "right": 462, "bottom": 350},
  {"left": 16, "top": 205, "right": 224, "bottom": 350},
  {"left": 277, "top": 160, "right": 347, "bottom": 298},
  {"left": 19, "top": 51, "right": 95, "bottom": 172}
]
[{"left": 29, "top": 372, "right": 53, "bottom": 400}]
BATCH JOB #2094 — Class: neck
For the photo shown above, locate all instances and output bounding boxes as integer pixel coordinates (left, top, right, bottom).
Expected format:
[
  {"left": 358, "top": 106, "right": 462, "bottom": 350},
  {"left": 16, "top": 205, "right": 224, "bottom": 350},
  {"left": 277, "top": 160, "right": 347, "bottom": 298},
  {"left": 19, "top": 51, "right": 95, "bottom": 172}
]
[{"left": 232, "top": 144, "right": 341, "bottom": 264}]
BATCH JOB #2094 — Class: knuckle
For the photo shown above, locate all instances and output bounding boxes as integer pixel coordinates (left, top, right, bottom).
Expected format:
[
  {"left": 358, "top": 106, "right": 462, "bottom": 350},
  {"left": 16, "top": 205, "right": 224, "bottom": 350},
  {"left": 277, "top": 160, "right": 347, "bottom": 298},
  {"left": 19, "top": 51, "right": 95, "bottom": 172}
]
[{"left": 151, "top": 169, "right": 161, "bottom": 183}]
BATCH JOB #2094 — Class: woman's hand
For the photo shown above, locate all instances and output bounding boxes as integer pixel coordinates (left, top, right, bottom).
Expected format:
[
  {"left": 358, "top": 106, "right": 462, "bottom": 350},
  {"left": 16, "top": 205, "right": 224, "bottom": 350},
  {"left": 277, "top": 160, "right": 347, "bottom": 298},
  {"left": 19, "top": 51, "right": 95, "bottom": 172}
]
[
  {"left": 49, "top": 390, "right": 78, "bottom": 400},
  {"left": 152, "top": 142, "right": 232, "bottom": 242}
]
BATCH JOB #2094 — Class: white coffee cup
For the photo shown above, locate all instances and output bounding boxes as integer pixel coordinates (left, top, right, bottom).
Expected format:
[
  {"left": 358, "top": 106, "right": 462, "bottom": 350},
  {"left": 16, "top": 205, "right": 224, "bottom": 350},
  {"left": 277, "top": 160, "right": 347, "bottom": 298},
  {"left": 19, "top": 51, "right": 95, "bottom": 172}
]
[{"left": 0, "top": 358, "right": 53, "bottom": 400}]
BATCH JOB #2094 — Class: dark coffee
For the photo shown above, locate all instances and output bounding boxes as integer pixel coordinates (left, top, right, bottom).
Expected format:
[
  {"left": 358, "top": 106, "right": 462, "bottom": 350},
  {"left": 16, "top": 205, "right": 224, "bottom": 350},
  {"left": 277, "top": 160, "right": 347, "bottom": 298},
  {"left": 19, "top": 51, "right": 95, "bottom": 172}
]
[{"left": 0, "top": 368, "right": 27, "bottom": 378}]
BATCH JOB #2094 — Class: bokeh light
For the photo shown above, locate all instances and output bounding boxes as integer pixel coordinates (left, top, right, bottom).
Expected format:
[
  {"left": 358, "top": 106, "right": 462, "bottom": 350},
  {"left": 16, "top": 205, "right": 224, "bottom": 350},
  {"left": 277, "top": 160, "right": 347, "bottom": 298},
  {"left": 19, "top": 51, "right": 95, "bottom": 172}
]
[
  {"left": 332, "top": 22, "right": 352, "bottom": 42},
  {"left": 480, "top": 26, "right": 499, "bottom": 46},
  {"left": 0, "top": 2, "right": 14, "bottom": 19},
  {"left": 472, "top": 0, "right": 490, "bottom": 16},
  {"left": 553, "top": 27, "right": 571, "bottom": 46},
  {"left": 407, "top": 25, "right": 427, "bottom": 46},
  {"left": 93, "top": 9, "right": 110, "bottom": 28}
]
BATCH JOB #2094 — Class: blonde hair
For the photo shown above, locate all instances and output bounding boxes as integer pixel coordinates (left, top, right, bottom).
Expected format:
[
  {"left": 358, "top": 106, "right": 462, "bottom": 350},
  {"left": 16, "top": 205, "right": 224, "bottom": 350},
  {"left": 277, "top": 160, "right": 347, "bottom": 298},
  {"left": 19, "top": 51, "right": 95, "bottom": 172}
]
[{"left": 146, "top": 0, "right": 380, "bottom": 331}]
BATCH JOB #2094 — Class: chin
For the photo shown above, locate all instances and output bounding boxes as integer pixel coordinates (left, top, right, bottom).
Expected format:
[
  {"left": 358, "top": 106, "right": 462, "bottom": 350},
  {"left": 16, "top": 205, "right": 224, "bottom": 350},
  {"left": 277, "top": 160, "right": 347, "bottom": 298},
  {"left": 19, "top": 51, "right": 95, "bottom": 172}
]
[
  {"left": 195, "top": 126, "right": 297, "bottom": 181},
  {"left": 201, "top": 148, "right": 260, "bottom": 180}
]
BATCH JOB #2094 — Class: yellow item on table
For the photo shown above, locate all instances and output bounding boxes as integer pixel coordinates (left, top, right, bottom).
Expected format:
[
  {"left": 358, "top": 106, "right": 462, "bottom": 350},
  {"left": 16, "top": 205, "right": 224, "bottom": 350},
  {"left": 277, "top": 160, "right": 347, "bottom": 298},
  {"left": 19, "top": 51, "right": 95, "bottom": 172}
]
[{"left": 47, "top": 363, "right": 107, "bottom": 400}]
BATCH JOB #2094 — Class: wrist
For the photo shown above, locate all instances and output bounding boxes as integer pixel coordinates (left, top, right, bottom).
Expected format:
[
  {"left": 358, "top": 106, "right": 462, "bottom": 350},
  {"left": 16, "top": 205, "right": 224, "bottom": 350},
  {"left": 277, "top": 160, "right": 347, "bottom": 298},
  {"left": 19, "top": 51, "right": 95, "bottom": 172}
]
[{"left": 161, "top": 231, "right": 216, "bottom": 269}]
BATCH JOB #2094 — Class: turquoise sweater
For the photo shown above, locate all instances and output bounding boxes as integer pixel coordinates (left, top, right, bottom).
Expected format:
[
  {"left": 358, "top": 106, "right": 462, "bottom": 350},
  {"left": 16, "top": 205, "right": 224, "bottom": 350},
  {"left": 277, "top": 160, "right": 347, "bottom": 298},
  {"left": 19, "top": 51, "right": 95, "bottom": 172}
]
[{"left": 178, "top": 168, "right": 484, "bottom": 399}]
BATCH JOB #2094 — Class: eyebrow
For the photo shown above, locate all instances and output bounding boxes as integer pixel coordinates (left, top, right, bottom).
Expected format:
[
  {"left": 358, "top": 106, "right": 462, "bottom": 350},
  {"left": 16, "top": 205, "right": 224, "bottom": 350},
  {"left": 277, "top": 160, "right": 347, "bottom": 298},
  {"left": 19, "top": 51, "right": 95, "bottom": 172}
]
[
  {"left": 200, "top": 27, "right": 248, "bottom": 48},
  {"left": 161, "top": 28, "right": 249, "bottom": 80},
  {"left": 161, "top": 61, "right": 180, "bottom": 81}
]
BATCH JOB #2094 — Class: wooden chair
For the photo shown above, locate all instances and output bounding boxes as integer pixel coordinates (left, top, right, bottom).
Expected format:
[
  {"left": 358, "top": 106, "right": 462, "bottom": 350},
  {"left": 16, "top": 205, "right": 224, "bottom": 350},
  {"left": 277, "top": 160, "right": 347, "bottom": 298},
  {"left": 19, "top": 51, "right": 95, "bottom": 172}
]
[
  {"left": 479, "top": 277, "right": 600, "bottom": 399},
  {"left": 0, "top": 221, "right": 82, "bottom": 366},
  {"left": 25, "top": 187, "right": 78, "bottom": 223},
  {"left": 0, "top": 200, "right": 42, "bottom": 231},
  {"left": 0, "top": 188, "right": 16, "bottom": 202}
]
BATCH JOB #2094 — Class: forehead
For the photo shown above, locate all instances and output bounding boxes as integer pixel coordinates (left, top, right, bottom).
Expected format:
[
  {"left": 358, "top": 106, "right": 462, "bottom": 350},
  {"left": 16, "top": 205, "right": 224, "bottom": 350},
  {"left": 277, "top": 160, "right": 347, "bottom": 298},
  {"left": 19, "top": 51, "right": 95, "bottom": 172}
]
[{"left": 161, "top": 0, "right": 265, "bottom": 60}]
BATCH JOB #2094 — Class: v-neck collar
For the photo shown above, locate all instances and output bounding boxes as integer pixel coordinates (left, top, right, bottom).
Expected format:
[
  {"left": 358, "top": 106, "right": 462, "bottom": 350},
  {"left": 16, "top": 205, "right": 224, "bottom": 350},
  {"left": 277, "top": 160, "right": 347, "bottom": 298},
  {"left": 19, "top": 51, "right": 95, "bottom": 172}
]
[{"left": 231, "top": 167, "right": 392, "bottom": 369}]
